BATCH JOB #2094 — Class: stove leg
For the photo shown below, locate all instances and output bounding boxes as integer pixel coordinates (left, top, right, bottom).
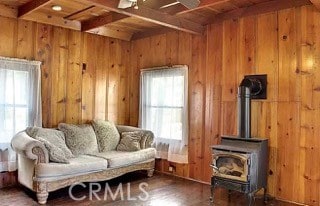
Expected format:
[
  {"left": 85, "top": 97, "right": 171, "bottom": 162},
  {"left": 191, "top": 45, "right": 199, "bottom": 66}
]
[
  {"left": 228, "top": 189, "right": 231, "bottom": 202},
  {"left": 210, "top": 180, "right": 216, "bottom": 205},
  {"left": 246, "top": 193, "right": 254, "bottom": 206},
  {"left": 263, "top": 187, "right": 268, "bottom": 204},
  {"left": 210, "top": 185, "right": 215, "bottom": 204}
]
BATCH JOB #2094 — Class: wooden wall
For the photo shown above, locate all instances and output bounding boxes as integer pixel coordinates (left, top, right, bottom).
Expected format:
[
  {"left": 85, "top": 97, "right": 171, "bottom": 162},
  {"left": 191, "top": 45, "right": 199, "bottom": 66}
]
[
  {"left": 0, "top": 5, "right": 320, "bottom": 205},
  {"left": 130, "top": 5, "right": 320, "bottom": 206},
  {"left": 0, "top": 16, "right": 131, "bottom": 127}
]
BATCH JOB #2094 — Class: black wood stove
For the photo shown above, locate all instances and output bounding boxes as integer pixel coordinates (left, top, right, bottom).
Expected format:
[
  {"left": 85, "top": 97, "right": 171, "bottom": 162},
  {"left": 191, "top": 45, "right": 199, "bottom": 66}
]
[{"left": 210, "top": 75, "right": 268, "bottom": 205}]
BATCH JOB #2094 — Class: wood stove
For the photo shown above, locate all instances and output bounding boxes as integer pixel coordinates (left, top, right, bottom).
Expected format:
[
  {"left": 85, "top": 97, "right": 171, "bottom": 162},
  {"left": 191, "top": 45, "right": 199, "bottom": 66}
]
[{"left": 210, "top": 75, "right": 268, "bottom": 205}]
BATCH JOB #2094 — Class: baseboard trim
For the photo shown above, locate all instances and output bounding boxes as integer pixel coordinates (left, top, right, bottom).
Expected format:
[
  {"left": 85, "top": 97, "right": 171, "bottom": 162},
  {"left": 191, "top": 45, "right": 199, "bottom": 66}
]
[{"left": 275, "top": 197, "right": 309, "bottom": 206}]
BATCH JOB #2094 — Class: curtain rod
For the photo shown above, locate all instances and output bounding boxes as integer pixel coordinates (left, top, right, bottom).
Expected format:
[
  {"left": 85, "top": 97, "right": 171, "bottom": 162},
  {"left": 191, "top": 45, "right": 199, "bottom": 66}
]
[
  {"left": 141, "top": 65, "right": 187, "bottom": 72},
  {"left": 0, "top": 56, "right": 41, "bottom": 66}
]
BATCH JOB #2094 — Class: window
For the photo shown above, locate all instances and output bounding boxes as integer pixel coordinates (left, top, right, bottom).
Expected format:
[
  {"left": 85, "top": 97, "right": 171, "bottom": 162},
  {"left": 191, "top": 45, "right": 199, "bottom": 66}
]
[
  {"left": 0, "top": 57, "right": 42, "bottom": 172},
  {"left": 139, "top": 65, "right": 188, "bottom": 163},
  {"left": 0, "top": 69, "right": 29, "bottom": 143}
]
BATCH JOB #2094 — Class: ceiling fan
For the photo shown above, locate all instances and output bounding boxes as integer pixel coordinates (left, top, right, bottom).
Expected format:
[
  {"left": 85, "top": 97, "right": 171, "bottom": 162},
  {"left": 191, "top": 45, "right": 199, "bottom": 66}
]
[{"left": 118, "top": 0, "right": 200, "bottom": 10}]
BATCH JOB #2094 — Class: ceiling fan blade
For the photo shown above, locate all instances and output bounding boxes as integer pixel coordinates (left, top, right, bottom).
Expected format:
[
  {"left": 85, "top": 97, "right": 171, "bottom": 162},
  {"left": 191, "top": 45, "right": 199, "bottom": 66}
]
[
  {"left": 118, "top": 0, "right": 134, "bottom": 9},
  {"left": 177, "top": 0, "right": 200, "bottom": 9}
]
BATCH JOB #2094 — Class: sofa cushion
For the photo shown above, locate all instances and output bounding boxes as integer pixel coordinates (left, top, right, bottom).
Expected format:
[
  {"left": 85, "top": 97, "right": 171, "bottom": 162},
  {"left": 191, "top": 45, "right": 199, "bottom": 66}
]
[
  {"left": 26, "top": 127, "right": 74, "bottom": 159},
  {"left": 34, "top": 136, "right": 69, "bottom": 164},
  {"left": 58, "top": 123, "right": 99, "bottom": 156},
  {"left": 35, "top": 155, "right": 108, "bottom": 180},
  {"left": 92, "top": 120, "right": 120, "bottom": 152},
  {"left": 117, "top": 131, "right": 143, "bottom": 152},
  {"left": 90, "top": 148, "right": 156, "bottom": 168}
]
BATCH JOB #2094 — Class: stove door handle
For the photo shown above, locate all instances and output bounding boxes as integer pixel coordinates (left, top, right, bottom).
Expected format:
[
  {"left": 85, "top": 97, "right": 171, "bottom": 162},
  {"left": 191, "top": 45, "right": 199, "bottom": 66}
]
[{"left": 210, "top": 165, "right": 219, "bottom": 171}]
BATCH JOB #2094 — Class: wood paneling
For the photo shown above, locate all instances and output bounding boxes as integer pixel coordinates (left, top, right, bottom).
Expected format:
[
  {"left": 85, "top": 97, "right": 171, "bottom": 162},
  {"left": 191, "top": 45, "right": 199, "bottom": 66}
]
[
  {"left": 1, "top": 4, "right": 320, "bottom": 205},
  {"left": 0, "top": 171, "right": 17, "bottom": 188},
  {"left": 130, "top": 5, "right": 320, "bottom": 206},
  {"left": 0, "top": 15, "right": 131, "bottom": 128}
]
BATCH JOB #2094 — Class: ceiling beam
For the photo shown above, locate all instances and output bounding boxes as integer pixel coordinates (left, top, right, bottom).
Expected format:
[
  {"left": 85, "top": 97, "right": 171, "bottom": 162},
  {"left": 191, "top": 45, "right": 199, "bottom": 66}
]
[
  {"left": 81, "top": 13, "right": 127, "bottom": 31},
  {"left": 18, "top": 0, "right": 53, "bottom": 18},
  {"left": 157, "top": 0, "right": 229, "bottom": 15},
  {"left": 22, "top": 11, "right": 81, "bottom": 30},
  {"left": 207, "top": 0, "right": 311, "bottom": 24},
  {"left": 87, "top": 26, "right": 133, "bottom": 41},
  {"left": 85, "top": 0, "right": 204, "bottom": 35},
  {"left": 309, "top": 0, "right": 320, "bottom": 11},
  {"left": 81, "top": 0, "right": 228, "bottom": 36},
  {"left": 142, "top": 0, "right": 178, "bottom": 9},
  {"left": 0, "top": 4, "right": 17, "bottom": 18},
  {"left": 132, "top": 27, "right": 175, "bottom": 40},
  {"left": 133, "top": 0, "right": 311, "bottom": 40}
]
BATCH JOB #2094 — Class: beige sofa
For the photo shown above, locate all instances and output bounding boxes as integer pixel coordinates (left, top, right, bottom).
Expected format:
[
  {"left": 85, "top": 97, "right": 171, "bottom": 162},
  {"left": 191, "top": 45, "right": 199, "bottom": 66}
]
[{"left": 11, "top": 125, "right": 156, "bottom": 204}]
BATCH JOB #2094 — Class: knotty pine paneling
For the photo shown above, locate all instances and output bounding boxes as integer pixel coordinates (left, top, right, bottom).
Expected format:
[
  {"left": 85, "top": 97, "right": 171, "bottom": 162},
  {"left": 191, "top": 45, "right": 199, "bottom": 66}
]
[
  {"left": 130, "top": 5, "right": 320, "bottom": 206},
  {"left": 0, "top": 5, "right": 320, "bottom": 205},
  {"left": 0, "top": 16, "right": 131, "bottom": 128}
]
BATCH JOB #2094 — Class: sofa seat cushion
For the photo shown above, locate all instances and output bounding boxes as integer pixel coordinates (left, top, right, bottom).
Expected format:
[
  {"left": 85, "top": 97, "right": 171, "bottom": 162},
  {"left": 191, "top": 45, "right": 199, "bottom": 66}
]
[
  {"left": 90, "top": 148, "right": 156, "bottom": 168},
  {"left": 35, "top": 155, "right": 108, "bottom": 180}
]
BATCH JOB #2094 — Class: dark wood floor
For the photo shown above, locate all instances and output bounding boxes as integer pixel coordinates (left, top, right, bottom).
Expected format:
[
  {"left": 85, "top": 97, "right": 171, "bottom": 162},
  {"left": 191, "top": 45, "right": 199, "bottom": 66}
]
[{"left": 1, "top": 172, "right": 297, "bottom": 206}]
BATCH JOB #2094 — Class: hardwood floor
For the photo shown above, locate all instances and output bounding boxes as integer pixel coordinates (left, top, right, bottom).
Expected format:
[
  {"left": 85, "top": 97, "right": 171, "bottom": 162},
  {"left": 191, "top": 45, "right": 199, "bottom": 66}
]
[{"left": 0, "top": 172, "right": 298, "bottom": 206}]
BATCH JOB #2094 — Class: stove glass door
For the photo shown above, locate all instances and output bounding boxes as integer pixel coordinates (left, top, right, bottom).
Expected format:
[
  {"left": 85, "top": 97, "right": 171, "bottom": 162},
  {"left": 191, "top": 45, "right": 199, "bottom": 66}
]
[{"left": 212, "top": 151, "right": 250, "bottom": 182}]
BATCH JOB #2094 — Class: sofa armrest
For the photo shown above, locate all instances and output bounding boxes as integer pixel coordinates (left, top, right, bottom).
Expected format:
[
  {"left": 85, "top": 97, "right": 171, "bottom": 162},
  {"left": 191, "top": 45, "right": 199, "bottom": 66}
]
[
  {"left": 11, "top": 131, "right": 49, "bottom": 163},
  {"left": 116, "top": 125, "right": 154, "bottom": 149}
]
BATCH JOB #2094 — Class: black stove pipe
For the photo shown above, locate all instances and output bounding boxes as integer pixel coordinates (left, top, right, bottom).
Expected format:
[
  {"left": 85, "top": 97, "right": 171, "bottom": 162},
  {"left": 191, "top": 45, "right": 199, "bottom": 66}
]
[
  {"left": 237, "top": 78, "right": 263, "bottom": 138},
  {"left": 237, "top": 84, "right": 251, "bottom": 139}
]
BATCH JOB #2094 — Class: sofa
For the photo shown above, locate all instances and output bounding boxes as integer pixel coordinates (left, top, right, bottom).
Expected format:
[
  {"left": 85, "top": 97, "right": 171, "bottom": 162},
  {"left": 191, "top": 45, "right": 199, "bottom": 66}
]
[{"left": 11, "top": 122, "right": 156, "bottom": 205}]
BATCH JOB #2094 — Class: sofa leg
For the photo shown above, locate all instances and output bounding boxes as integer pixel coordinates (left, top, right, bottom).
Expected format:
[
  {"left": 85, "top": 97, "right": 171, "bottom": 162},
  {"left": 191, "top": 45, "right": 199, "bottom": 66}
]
[
  {"left": 147, "top": 169, "right": 154, "bottom": 177},
  {"left": 37, "top": 192, "right": 49, "bottom": 205}
]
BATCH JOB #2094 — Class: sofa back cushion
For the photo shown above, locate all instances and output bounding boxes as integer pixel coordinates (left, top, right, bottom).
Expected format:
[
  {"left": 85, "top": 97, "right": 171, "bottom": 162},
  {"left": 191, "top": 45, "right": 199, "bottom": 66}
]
[
  {"left": 26, "top": 127, "right": 74, "bottom": 159},
  {"left": 58, "top": 123, "right": 99, "bottom": 156},
  {"left": 92, "top": 120, "right": 120, "bottom": 152}
]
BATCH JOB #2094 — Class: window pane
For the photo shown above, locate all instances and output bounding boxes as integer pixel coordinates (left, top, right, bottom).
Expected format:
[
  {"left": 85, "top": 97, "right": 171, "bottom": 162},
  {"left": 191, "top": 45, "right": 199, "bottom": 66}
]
[
  {"left": 150, "top": 75, "right": 184, "bottom": 107},
  {"left": 4, "top": 107, "right": 14, "bottom": 131},
  {"left": 148, "top": 107, "right": 182, "bottom": 140},
  {"left": 14, "top": 71, "right": 28, "bottom": 105},
  {"left": 15, "top": 107, "right": 28, "bottom": 132},
  {"left": 0, "top": 107, "right": 14, "bottom": 143},
  {"left": 5, "top": 70, "right": 14, "bottom": 104},
  {"left": 0, "top": 69, "right": 30, "bottom": 143}
]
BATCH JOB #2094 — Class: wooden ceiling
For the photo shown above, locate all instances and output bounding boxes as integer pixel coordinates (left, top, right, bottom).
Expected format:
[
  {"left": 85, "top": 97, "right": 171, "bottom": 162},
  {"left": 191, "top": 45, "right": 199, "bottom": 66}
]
[{"left": 0, "top": 0, "right": 314, "bottom": 41}]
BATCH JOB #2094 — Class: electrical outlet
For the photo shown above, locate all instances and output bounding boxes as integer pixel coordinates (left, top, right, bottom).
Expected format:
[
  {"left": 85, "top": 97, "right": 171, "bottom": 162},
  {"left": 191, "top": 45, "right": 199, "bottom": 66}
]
[{"left": 168, "top": 166, "right": 173, "bottom": 172}]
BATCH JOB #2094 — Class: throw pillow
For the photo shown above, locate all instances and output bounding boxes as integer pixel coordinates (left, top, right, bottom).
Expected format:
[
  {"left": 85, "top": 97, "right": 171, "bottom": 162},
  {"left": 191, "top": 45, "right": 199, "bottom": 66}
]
[
  {"left": 34, "top": 136, "right": 69, "bottom": 164},
  {"left": 92, "top": 120, "right": 120, "bottom": 152},
  {"left": 26, "top": 127, "right": 74, "bottom": 159},
  {"left": 116, "top": 131, "right": 143, "bottom": 152},
  {"left": 58, "top": 123, "right": 99, "bottom": 156}
]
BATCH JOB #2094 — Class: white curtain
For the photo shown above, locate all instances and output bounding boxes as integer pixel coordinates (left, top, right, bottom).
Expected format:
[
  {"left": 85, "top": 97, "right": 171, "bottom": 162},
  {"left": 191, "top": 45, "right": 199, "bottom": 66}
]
[
  {"left": 0, "top": 56, "right": 42, "bottom": 172},
  {"left": 139, "top": 65, "right": 188, "bottom": 164}
]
